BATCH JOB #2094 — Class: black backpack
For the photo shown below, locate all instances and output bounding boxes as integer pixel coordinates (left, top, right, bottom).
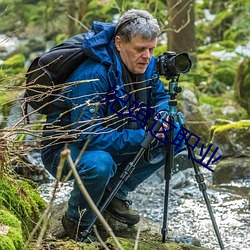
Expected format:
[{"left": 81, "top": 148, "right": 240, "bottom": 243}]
[{"left": 24, "top": 34, "right": 87, "bottom": 115}]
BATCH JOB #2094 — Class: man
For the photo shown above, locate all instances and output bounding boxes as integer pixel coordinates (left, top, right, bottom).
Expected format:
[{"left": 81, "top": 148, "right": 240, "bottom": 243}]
[{"left": 41, "top": 9, "right": 183, "bottom": 241}]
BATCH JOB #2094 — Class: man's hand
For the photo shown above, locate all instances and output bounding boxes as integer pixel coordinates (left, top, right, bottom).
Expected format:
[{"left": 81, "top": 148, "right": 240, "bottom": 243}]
[{"left": 153, "top": 114, "right": 170, "bottom": 139}]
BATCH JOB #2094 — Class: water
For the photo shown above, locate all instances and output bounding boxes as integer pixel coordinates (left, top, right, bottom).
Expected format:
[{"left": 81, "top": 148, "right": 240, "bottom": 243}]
[
  {"left": 129, "top": 168, "right": 250, "bottom": 250},
  {"left": 38, "top": 167, "right": 250, "bottom": 250}
]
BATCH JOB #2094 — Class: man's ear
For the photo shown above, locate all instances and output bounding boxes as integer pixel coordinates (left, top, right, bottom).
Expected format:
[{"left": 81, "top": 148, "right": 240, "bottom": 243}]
[{"left": 115, "top": 36, "right": 122, "bottom": 51}]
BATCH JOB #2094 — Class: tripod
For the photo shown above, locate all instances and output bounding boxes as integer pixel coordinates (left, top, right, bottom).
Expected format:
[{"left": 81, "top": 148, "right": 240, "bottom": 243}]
[
  {"left": 82, "top": 77, "right": 225, "bottom": 250},
  {"left": 161, "top": 77, "right": 225, "bottom": 249}
]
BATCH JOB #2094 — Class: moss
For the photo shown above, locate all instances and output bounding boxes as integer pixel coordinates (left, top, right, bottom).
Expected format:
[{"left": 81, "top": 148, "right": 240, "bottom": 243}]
[
  {"left": 199, "top": 95, "right": 224, "bottom": 107},
  {"left": 0, "top": 209, "right": 24, "bottom": 249},
  {"left": 213, "top": 67, "right": 235, "bottom": 86},
  {"left": 0, "top": 235, "right": 16, "bottom": 250},
  {"left": 106, "top": 237, "right": 209, "bottom": 250},
  {"left": 210, "top": 120, "right": 250, "bottom": 157},
  {"left": 1, "top": 54, "right": 25, "bottom": 69},
  {"left": 212, "top": 120, "right": 250, "bottom": 134},
  {"left": 0, "top": 209, "right": 21, "bottom": 229},
  {"left": 0, "top": 54, "right": 26, "bottom": 79},
  {"left": 211, "top": 120, "right": 250, "bottom": 146},
  {"left": 0, "top": 174, "right": 47, "bottom": 239},
  {"left": 7, "top": 228, "right": 24, "bottom": 249}
]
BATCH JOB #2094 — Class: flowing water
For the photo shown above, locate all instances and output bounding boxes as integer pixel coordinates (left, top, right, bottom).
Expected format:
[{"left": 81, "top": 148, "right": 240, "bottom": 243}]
[{"left": 38, "top": 166, "right": 250, "bottom": 250}]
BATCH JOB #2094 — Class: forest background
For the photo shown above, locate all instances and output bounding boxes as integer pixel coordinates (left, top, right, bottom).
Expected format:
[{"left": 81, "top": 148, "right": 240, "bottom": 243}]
[{"left": 0, "top": 0, "right": 250, "bottom": 125}]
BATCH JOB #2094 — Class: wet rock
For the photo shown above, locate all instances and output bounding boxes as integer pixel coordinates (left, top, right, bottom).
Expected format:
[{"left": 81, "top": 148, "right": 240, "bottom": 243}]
[{"left": 213, "top": 157, "right": 250, "bottom": 184}]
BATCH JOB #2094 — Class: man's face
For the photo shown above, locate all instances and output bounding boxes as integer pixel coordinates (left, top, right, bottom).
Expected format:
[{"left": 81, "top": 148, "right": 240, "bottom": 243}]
[{"left": 115, "top": 35, "right": 157, "bottom": 74}]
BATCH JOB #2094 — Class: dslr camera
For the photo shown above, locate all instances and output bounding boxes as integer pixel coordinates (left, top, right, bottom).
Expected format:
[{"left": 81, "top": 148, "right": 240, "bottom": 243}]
[{"left": 156, "top": 51, "right": 192, "bottom": 79}]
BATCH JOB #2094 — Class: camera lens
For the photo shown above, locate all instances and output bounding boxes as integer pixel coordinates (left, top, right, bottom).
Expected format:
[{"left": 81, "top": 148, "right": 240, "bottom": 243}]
[{"left": 174, "top": 53, "right": 192, "bottom": 73}]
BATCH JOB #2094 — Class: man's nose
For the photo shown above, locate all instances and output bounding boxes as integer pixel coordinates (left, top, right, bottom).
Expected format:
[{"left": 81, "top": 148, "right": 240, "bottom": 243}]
[{"left": 142, "top": 49, "right": 151, "bottom": 59}]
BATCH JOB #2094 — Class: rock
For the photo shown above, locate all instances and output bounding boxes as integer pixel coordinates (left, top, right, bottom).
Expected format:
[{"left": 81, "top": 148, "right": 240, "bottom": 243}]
[
  {"left": 213, "top": 157, "right": 250, "bottom": 184},
  {"left": 210, "top": 120, "right": 250, "bottom": 157},
  {"left": 221, "top": 105, "right": 237, "bottom": 116},
  {"left": 179, "top": 100, "right": 211, "bottom": 145},
  {"left": 44, "top": 201, "right": 212, "bottom": 250},
  {"left": 170, "top": 168, "right": 193, "bottom": 189},
  {"left": 181, "top": 89, "right": 199, "bottom": 105}
]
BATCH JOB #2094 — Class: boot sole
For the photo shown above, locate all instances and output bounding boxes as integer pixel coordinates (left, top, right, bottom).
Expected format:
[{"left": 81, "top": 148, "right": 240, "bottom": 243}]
[{"left": 105, "top": 210, "right": 140, "bottom": 225}]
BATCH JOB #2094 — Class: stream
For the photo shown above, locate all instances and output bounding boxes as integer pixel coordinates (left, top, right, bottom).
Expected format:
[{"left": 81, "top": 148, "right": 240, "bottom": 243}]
[{"left": 38, "top": 164, "right": 250, "bottom": 250}]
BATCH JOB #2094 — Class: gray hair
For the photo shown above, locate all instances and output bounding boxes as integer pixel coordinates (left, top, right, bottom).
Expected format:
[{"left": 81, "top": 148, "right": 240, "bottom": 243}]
[{"left": 115, "top": 9, "right": 160, "bottom": 43}]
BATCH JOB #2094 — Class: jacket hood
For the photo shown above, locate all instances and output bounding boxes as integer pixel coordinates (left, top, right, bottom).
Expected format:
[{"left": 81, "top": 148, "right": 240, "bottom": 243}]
[{"left": 82, "top": 21, "right": 116, "bottom": 65}]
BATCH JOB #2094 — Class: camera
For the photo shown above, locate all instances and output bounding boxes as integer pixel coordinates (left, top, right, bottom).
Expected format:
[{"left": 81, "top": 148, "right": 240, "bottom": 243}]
[{"left": 156, "top": 51, "right": 192, "bottom": 79}]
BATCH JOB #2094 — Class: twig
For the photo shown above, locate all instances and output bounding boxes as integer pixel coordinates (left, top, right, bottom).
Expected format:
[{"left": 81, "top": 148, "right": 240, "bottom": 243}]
[
  {"left": 93, "top": 225, "right": 110, "bottom": 250},
  {"left": 61, "top": 148, "right": 124, "bottom": 250},
  {"left": 68, "top": 14, "right": 89, "bottom": 31},
  {"left": 134, "top": 220, "right": 142, "bottom": 250}
]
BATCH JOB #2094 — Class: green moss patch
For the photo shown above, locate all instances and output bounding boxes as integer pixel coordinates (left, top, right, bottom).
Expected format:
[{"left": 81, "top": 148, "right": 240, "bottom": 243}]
[
  {"left": 0, "top": 209, "right": 24, "bottom": 250},
  {"left": 212, "top": 120, "right": 250, "bottom": 133},
  {"left": 0, "top": 174, "right": 47, "bottom": 239}
]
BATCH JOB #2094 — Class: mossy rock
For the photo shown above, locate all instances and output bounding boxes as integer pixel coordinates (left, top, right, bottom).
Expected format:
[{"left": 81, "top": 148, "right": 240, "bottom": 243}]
[
  {"left": 106, "top": 237, "right": 211, "bottom": 250},
  {"left": 210, "top": 120, "right": 250, "bottom": 157},
  {"left": 0, "top": 174, "right": 47, "bottom": 239},
  {"left": 43, "top": 202, "right": 211, "bottom": 250},
  {"left": 213, "top": 157, "right": 250, "bottom": 184},
  {"left": 0, "top": 209, "right": 24, "bottom": 250}
]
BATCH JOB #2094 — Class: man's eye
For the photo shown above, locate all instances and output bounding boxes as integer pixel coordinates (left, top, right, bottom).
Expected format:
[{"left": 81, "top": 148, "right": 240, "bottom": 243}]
[{"left": 136, "top": 48, "right": 144, "bottom": 52}]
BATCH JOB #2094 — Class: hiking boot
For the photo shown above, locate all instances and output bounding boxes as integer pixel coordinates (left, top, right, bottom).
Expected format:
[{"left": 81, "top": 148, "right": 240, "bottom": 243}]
[
  {"left": 105, "top": 196, "right": 140, "bottom": 225},
  {"left": 61, "top": 213, "right": 97, "bottom": 243}
]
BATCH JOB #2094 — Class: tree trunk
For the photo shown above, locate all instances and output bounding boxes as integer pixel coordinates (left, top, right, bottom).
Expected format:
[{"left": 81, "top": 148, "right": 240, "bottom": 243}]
[
  {"left": 167, "top": 0, "right": 196, "bottom": 62},
  {"left": 67, "top": 0, "right": 77, "bottom": 36},
  {"left": 78, "top": 0, "right": 88, "bottom": 20}
]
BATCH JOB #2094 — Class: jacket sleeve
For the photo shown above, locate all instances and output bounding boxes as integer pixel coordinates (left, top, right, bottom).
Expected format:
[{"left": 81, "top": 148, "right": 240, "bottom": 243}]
[{"left": 65, "top": 61, "right": 146, "bottom": 156}]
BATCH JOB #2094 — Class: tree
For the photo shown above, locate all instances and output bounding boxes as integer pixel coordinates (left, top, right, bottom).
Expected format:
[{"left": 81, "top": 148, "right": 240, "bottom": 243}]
[{"left": 166, "top": 0, "right": 196, "bottom": 62}]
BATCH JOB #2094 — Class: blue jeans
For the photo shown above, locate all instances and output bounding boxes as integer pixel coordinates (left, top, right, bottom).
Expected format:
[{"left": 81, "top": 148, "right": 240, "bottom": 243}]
[{"left": 41, "top": 127, "right": 184, "bottom": 226}]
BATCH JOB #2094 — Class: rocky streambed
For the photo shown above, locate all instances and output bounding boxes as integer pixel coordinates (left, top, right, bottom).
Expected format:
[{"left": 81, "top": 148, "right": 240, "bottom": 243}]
[{"left": 38, "top": 164, "right": 250, "bottom": 250}]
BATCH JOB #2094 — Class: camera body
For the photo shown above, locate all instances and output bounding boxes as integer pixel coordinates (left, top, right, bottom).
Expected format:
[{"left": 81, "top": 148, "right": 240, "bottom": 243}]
[{"left": 156, "top": 51, "right": 192, "bottom": 79}]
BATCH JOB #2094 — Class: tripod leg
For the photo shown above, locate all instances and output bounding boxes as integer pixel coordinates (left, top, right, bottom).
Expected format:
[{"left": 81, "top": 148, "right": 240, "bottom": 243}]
[
  {"left": 162, "top": 115, "right": 175, "bottom": 243},
  {"left": 177, "top": 112, "right": 225, "bottom": 250}
]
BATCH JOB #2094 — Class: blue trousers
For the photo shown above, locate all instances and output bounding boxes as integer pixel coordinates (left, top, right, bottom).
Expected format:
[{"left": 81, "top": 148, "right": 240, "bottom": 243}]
[{"left": 41, "top": 128, "right": 183, "bottom": 226}]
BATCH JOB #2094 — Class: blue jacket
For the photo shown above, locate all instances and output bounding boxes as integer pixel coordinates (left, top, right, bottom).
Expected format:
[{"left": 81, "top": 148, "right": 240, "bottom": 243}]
[{"left": 44, "top": 21, "right": 170, "bottom": 156}]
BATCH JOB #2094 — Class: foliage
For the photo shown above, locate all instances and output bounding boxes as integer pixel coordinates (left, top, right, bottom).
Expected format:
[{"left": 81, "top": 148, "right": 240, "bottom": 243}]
[
  {"left": 234, "top": 57, "right": 250, "bottom": 115},
  {"left": 197, "top": 0, "right": 250, "bottom": 46}
]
